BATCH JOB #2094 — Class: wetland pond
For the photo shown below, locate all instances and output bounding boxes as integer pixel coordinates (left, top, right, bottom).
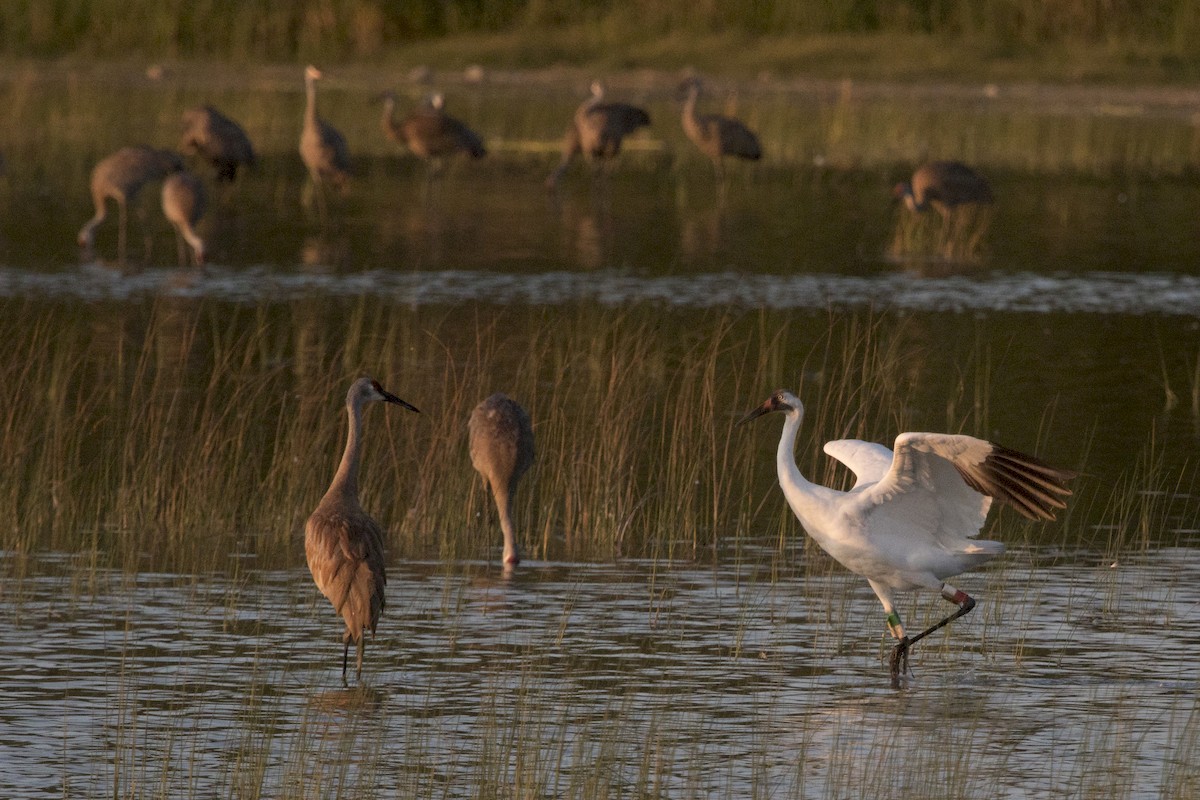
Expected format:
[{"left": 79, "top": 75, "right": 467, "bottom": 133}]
[{"left": 1, "top": 65, "right": 1199, "bottom": 798}]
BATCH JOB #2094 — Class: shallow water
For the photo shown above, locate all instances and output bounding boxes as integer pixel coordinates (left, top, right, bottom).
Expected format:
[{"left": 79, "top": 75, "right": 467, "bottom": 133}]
[
  {"left": 8, "top": 264, "right": 1200, "bottom": 316},
  {"left": 3, "top": 67, "right": 1200, "bottom": 798},
  {"left": 3, "top": 547, "right": 1198, "bottom": 799}
]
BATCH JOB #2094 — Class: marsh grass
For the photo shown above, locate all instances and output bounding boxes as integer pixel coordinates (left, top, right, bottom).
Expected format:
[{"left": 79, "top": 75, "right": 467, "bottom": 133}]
[
  {"left": 885, "top": 205, "right": 994, "bottom": 268},
  {"left": 8, "top": 1, "right": 1200, "bottom": 84},
  {"left": 8, "top": 294, "right": 1158, "bottom": 581}
]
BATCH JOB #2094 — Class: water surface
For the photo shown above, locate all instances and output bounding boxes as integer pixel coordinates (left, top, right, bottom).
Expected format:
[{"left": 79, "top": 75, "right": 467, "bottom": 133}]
[
  {"left": 2, "top": 66, "right": 1199, "bottom": 799},
  {"left": 3, "top": 547, "right": 1197, "bottom": 798}
]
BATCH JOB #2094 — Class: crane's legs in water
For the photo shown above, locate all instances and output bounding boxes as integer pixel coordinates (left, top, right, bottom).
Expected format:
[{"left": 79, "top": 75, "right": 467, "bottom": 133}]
[
  {"left": 117, "top": 201, "right": 128, "bottom": 268},
  {"left": 339, "top": 631, "right": 366, "bottom": 685},
  {"left": 303, "top": 179, "right": 329, "bottom": 227},
  {"left": 340, "top": 631, "right": 366, "bottom": 685},
  {"left": 341, "top": 632, "right": 351, "bottom": 684},
  {"left": 887, "top": 584, "right": 976, "bottom": 688}
]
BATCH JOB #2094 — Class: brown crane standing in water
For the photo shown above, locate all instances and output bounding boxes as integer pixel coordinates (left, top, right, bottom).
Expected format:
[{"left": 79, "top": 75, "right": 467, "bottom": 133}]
[
  {"left": 678, "top": 77, "right": 762, "bottom": 178},
  {"left": 77, "top": 145, "right": 184, "bottom": 265},
  {"left": 161, "top": 170, "right": 207, "bottom": 267},
  {"left": 546, "top": 81, "right": 651, "bottom": 188},
  {"left": 306, "top": 377, "right": 420, "bottom": 683},
  {"left": 469, "top": 393, "right": 534, "bottom": 568},
  {"left": 894, "top": 161, "right": 994, "bottom": 218},
  {"left": 379, "top": 91, "right": 486, "bottom": 171},
  {"left": 300, "top": 65, "right": 352, "bottom": 217},
  {"left": 892, "top": 161, "right": 995, "bottom": 263},
  {"left": 179, "top": 105, "right": 257, "bottom": 182}
]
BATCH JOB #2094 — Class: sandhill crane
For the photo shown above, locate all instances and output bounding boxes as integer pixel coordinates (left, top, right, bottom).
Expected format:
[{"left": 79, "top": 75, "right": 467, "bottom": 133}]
[
  {"left": 739, "top": 390, "right": 1074, "bottom": 687},
  {"left": 894, "top": 161, "right": 993, "bottom": 217},
  {"left": 468, "top": 393, "right": 535, "bottom": 567},
  {"left": 179, "top": 105, "right": 257, "bottom": 182},
  {"left": 546, "top": 81, "right": 651, "bottom": 188},
  {"left": 78, "top": 145, "right": 184, "bottom": 265},
  {"left": 893, "top": 161, "right": 995, "bottom": 263},
  {"left": 678, "top": 77, "right": 762, "bottom": 178},
  {"left": 161, "top": 171, "right": 207, "bottom": 266},
  {"left": 380, "top": 91, "right": 486, "bottom": 171},
  {"left": 300, "top": 65, "right": 352, "bottom": 218},
  {"left": 306, "top": 377, "right": 420, "bottom": 683}
]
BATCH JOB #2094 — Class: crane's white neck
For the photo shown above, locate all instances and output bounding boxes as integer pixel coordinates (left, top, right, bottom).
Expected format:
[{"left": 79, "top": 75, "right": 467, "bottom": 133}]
[{"left": 774, "top": 407, "right": 824, "bottom": 525}]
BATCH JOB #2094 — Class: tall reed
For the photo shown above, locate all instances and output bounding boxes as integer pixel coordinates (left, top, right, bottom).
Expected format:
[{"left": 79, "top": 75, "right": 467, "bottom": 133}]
[{"left": 0, "top": 297, "right": 974, "bottom": 573}]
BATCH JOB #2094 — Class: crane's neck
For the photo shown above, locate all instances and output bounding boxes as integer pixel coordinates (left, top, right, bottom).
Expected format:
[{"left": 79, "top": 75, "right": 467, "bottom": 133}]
[
  {"left": 380, "top": 97, "right": 398, "bottom": 138},
  {"left": 327, "top": 398, "right": 365, "bottom": 502},
  {"left": 179, "top": 224, "right": 204, "bottom": 264},
  {"left": 900, "top": 184, "right": 924, "bottom": 212},
  {"left": 493, "top": 485, "right": 521, "bottom": 565},
  {"left": 580, "top": 86, "right": 603, "bottom": 117},
  {"left": 305, "top": 76, "right": 319, "bottom": 126},
  {"left": 774, "top": 409, "right": 827, "bottom": 527},
  {"left": 682, "top": 86, "right": 701, "bottom": 129}
]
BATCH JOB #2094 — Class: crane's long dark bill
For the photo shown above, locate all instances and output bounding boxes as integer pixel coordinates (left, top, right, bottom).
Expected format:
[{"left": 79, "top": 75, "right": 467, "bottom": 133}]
[
  {"left": 736, "top": 402, "right": 773, "bottom": 426},
  {"left": 382, "top": 391, "right": 420, "bottom": 414}
]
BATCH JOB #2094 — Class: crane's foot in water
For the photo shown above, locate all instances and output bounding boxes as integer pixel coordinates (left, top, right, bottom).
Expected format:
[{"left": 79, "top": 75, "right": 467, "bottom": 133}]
[{"left": 889, "top": 637, "right": 911, "bottom": 688}]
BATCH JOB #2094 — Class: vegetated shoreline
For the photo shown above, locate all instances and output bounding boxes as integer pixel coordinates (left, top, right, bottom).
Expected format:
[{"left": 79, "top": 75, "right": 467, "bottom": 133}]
[{"left": 5, "top": 52, "right": 1200, "bottom": 121}]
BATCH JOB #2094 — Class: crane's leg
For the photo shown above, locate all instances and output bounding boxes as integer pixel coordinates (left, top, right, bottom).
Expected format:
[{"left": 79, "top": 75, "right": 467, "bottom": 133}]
[
  {"left": 341, "top": 631, "right": 352, "bottom": 685},
  {"left": 355, "top": 635, "right": 365, "bottom": 682},
  {"left": 315, "top": 181, "right": 329, "bottom": 227},
  {"left": 174, "top": 231, "right": 187, "bottom": 269},
  {"left": 868, "top": 579, "right": 909, "bottom": 688},
  {"left": 117, "top": 200, "right": 128, "bottom": 268},
  {"left": 890, "top": 584, "right": 978, "bottom": 686}
]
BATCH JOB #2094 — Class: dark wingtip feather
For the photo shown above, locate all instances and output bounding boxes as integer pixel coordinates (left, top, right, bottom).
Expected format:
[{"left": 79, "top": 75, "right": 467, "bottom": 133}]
[{"left": 956, "top": 443, "right": 1076, "bottom": 521}]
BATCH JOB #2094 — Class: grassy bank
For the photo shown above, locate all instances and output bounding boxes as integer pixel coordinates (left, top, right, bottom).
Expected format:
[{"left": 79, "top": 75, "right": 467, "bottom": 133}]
[{"left": 4, "top": 1, "right": 1200, "bottom": 84}]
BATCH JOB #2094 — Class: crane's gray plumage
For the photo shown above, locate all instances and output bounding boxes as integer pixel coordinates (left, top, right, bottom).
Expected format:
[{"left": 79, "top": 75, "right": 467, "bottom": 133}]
[
  {"left": 300, "top": 65, "right": 352, "bottom": 202},
  {"left": 469, "top": 393, "right": 534, "bottom": 567},
  {"left": 161, "top": 170, "right": 207, "bottom": 266},
  {"left": 306, "top": 376, "right": 419, "bottom": 683},
  {"left": 546, "top": 81, "right": 651, "bottom": 187},
  {"left": 679, "top": 77, "right": 762, "bottom": 176},
  {"left": 78, "top": 145, "right": 184, "bottom": 263},
  {"left": 894, "top": 161, "right": 994, "bottom": 218},
  {"left": 380, "top": 91, "right": 486, "bottom": 165},
  {"left": 179, "top": 105, "right": 256, "bottom": 182}
]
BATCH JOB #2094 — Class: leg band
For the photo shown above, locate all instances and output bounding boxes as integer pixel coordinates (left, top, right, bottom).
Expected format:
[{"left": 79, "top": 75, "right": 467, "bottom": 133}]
[
  {"left": 941, "top": 584, "right": 970, "bottom": 605},
  {"left": 885, "top": 611, "right": 905, "bottom": 638}
]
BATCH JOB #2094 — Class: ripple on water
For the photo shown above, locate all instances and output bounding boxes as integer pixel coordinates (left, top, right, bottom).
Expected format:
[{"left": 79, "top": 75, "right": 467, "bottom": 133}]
[
  {"left": 5, "top": 266, "right": 1200, "bottom": 315},
  {"left": 1, "top": 549, "right": 1198, "bottom": 798}
]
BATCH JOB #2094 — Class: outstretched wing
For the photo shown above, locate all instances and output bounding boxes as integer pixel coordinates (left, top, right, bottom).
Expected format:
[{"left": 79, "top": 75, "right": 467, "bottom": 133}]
[
  {"left": 850, "top": 432, "right": 1074, "bottom": 549},
  {"left": 823, "top": 438, "right": 894, "bottom": 488}
]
